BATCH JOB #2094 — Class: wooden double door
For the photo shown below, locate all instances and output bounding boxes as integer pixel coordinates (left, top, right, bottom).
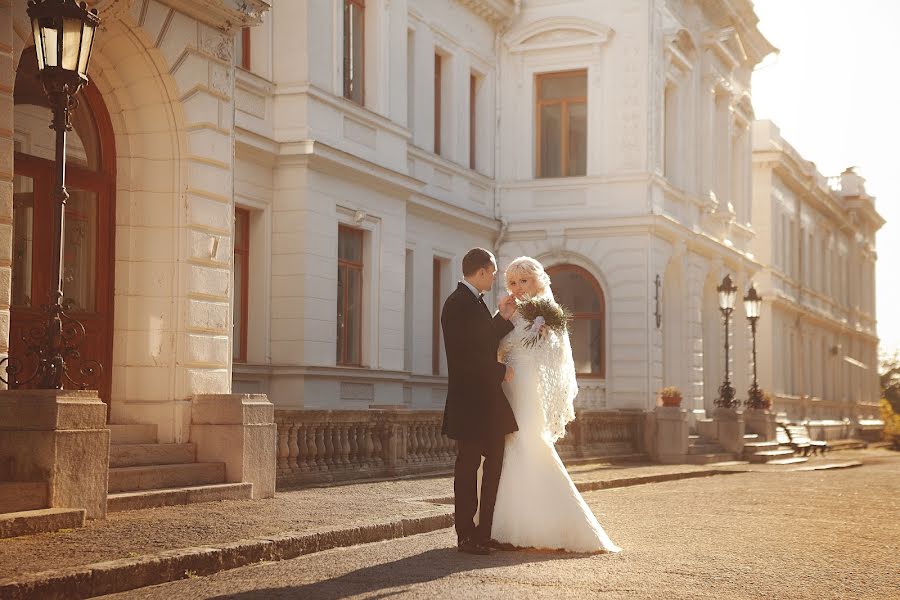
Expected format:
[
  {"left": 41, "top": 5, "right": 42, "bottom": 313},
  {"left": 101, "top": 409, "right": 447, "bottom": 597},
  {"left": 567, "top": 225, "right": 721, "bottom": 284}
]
[{"left": 10, "top": 79, "right": 116, "bottom": 404}]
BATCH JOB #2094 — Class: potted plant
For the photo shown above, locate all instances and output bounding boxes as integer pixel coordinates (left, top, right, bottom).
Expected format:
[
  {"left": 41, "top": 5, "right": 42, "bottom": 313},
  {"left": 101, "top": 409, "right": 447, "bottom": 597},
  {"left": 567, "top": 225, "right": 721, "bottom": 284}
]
[{"left": 658, "top": 386, "right": 683, "bottom": 408}]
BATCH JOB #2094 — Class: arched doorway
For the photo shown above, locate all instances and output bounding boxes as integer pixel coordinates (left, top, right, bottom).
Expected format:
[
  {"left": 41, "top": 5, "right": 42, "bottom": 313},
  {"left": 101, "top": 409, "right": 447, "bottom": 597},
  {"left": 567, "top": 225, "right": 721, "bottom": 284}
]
[
  {"left": 545, "top": 264, "right": 605, "bottom": 378},
  {"left": 10, "top": 47, "right": 116, "bottom": 404}
]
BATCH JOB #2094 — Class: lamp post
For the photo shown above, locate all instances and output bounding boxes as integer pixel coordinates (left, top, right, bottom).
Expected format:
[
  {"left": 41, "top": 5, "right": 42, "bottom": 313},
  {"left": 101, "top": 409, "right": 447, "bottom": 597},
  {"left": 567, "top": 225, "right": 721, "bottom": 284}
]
[
  {"left": 1, "top": 0, "right": 101, "bottom": 390},
  {"left": 715, "top": 274, "right": 738, "bottom": 408},
  {"left": 743, "top": 284, "right": 764, "bottom": 409}
]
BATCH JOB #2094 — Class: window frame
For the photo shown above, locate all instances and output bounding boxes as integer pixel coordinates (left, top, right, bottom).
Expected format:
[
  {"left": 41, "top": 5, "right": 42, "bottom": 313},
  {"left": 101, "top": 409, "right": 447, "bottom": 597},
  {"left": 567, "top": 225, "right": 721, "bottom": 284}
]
[
  {"left": 337, "top": 225, "right": 364, "bottom": 366},
  {"left": 343, "top": 0, "right": 366, "bottom": 105},
  {"left": 432, "top": 257, "right": 442, "bottom": 375},
  {"left": 434, "top": 52, "right": 442, "bottom": 156},
  {"left": 535, "top": 69, "right": 588, "bottom": 179},
  {"left": 546, "top": 264, "right": 605, "bottom": 378},
  {"left": 469, "top": 73, "right": 477, "bottom": 170},
  {"left": 237, "top": 27, "right": 251, "bottom": 71},
  {"left": 233, "top": 206, "right": 251, "bottom": 363}
]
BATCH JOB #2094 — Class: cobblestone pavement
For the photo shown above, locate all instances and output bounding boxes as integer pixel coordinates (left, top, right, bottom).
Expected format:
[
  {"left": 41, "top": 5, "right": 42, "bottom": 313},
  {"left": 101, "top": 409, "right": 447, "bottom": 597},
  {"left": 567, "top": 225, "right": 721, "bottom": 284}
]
[
  {"left": 0, "top": 456, "right": 744, "bottom": 581},
  {"left": 102, "top": 450, "right": 899, "bottom": 600}
]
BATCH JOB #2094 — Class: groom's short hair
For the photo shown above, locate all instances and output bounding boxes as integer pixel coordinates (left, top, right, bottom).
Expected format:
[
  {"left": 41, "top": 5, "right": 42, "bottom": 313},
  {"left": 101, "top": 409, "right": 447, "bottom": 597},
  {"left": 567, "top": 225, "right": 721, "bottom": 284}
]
[{"left": 462, "top": 248, "right": 495, "bottom": 276}]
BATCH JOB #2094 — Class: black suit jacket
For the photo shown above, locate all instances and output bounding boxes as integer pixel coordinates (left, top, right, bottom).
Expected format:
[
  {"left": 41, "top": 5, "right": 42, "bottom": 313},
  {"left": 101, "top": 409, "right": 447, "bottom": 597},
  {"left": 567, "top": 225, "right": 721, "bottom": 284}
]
[{"left": 441, "top": 282, "right": 518, "bottom": 441}]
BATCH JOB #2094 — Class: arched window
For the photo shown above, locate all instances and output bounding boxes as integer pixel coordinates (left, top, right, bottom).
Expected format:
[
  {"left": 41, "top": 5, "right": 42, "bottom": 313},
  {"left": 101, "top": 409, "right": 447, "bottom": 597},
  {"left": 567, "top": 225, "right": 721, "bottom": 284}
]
[{"left": 546, "top": 265, "right": 605, "bottom": 377}]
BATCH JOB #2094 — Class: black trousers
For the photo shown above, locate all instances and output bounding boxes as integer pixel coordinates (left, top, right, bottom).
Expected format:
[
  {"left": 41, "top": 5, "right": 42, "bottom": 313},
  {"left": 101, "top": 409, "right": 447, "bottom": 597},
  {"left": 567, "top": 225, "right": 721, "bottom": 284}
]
[{"left": 454, "top": 436, "right": 505, "bottom": 543}]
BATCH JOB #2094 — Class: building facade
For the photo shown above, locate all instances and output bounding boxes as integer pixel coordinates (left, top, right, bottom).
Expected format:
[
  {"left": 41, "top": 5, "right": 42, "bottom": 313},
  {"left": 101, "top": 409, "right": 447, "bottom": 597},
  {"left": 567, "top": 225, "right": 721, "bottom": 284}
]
[
  {"left": 0, "top": 0, "right": 883, "bottom": 455},
  {"left": 751, "top": 121, "right": 883, "bottom": 422},
  {"left": 229, "top": 0, "right": 784, "bottom": 421}
]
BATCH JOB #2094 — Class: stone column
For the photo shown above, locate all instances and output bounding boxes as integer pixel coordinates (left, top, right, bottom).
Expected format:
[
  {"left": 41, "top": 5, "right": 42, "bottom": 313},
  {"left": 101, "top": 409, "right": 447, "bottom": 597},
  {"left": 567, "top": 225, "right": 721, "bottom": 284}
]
[
  {"left": 713, "top": 407, "right": 745, "bottom": 455},
  {"left": 653, "top": 406, "right": 689, "bottom": 464},
  {"left": 0, "top": 390, "right": 109, "bottom": 518},
  {"left": 190, "top": 394, "right": 276, "bottom": 499}
]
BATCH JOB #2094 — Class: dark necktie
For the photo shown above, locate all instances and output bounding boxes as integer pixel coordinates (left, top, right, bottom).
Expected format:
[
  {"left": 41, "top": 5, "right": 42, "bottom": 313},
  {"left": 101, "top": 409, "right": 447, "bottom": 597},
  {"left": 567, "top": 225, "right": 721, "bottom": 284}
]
[{"left": 477, "top": 293, "right": 489, "bottom": 313}]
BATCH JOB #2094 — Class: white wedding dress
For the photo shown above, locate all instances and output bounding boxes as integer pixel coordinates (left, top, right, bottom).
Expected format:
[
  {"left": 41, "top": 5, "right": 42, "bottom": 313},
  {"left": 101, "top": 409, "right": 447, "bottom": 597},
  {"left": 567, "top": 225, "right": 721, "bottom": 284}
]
[{"left": 487, "top": 303, "right": 621, "bottom": 554}]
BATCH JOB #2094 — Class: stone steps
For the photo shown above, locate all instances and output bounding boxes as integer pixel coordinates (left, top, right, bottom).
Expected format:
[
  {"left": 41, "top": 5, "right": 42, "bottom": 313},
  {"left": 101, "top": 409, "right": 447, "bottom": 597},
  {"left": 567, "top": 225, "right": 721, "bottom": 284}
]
[
  {"left": 747, "top": 449, "right": 797, "bottom": 463},
  {"left": 108, "top": 463, "right": 225, "bottom": 493},
  {"left": 684, "top": 453, "right": 737, "bottom": 465},
  {"left": 107, "top": 483, "right": 253, "bottom": 512},
  {"left": 109, "top": 443, "right": 196, "bottom": 468},
  {"left": 109, "top": 424, "right": 158, "bottom": 445},
  {"left": 0, "top": 482, "right": 48, "bottom": 513},
  {"left": 0, "top": 508, "right": 85, "bottom": 539}
]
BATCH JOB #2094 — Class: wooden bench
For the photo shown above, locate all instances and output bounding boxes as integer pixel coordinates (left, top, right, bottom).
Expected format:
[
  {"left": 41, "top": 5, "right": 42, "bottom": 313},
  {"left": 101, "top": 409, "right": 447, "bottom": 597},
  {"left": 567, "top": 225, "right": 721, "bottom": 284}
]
[{"left": 780, "top": 424, "right": 828, "bottom": 456}]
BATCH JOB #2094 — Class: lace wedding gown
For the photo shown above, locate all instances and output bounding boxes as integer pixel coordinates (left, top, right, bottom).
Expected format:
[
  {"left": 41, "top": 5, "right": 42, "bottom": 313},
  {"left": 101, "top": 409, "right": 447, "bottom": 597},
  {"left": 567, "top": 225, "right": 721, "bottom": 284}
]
[{"left": 488, "top": 307, "right": 621, "bottom": 553}]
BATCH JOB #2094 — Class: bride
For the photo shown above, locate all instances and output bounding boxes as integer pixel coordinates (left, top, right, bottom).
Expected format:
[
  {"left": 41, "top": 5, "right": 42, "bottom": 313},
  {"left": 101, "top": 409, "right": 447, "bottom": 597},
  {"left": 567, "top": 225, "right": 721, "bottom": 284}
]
[{"left": 488, "top": 256, "right": 621, "bottom": 554}]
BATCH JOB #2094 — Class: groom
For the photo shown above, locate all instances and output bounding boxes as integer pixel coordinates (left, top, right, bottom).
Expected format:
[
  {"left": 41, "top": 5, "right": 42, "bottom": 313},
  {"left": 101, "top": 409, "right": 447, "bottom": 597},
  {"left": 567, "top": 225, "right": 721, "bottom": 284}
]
[{"left": 441, "top": 248, "right": 518, "bottom": 555}]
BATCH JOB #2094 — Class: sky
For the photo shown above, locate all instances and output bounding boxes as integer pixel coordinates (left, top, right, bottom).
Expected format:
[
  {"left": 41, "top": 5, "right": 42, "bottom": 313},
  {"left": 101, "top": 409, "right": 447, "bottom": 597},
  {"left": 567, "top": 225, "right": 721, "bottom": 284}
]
[{"left": 750, "top": 0, "right": 899, "bottom": 359}]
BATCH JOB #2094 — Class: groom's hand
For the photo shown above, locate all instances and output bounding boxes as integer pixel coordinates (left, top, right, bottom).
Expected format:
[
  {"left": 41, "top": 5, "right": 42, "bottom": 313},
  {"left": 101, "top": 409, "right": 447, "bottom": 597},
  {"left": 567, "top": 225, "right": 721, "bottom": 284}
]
[
  {"left": 498, "top": 295, "right": 516, "bottom": 320},
  {"left": 503, "top": 365, "right": 515, "bottom": 382}
]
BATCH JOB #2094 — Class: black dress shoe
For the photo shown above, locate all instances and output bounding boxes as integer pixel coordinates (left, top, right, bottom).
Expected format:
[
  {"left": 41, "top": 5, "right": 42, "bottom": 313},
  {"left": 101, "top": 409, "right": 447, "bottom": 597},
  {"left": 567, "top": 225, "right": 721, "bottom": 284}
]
[
  {"left": 483, "top": 538, "right": 515, "bottom": 551},
  {"left": 457, "top": 538, "right": 491, "bottom": 555}
]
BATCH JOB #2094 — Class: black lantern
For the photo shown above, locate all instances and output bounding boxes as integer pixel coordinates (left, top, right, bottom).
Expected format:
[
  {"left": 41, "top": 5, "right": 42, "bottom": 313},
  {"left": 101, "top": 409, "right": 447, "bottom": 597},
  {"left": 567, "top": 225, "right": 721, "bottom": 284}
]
[
  {"left": 715, "top": 274, "right": 738, "bottom": 408},
  {"left": 0, "top": 0, "right": 102, "bottom": 391},
  {"left": 744, "top": 284, "right": 765, "bottom": 409}
]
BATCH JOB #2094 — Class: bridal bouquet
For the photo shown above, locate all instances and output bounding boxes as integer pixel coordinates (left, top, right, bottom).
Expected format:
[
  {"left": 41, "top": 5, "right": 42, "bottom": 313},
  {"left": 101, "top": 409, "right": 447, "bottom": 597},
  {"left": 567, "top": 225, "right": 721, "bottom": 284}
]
[{"left": 516, "top": 297, "right": 572, "bottom": 349}]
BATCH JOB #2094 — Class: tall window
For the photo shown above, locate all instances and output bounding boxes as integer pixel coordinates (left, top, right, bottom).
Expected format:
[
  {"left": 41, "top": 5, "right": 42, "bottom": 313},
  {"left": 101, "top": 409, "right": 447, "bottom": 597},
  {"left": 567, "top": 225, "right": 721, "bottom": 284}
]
[
  {"left": 337, "top": 226, "right": 364, "bottom": 365},
  {"left": 536, "top": 70, "right": 587, "bottom": 178},
  {"left": 434, "top": 53, "right": 442, "bottom": 155},
  {"left": 343, "top": 0, "right": 365, "bottom": 104},
  {"left": 234, "top": 27, "right": 251, "bottom": 70},
  {"left": 432, "top": 258, "right": 442, "bottom": 375},
  {"left": 233, "top": 208, "right": 250, "bottom": 362},
  {"left": 469, "top": 73, "right": 478, "bottom": 170},
  {"left": 547, "top": 265, "right": 605, "bottom": 377}
]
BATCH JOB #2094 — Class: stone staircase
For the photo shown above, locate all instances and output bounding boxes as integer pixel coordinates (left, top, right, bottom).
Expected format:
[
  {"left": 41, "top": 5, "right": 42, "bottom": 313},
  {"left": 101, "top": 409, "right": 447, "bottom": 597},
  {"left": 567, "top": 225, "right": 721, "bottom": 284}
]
[
  {"left": 686, "top": 434, "right": 737, "bottom": 464},
  {"left": 742, "top": 437, "right": 808, "bottom": 465},
  {"left": 107, "top": 424, "right": 252, "bottom": 512}
]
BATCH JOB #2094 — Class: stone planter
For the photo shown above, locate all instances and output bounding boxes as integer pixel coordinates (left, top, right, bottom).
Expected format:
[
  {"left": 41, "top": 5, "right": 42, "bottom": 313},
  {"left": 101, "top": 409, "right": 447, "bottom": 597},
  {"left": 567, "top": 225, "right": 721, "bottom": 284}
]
[
  {"left": 712, "top": 407, "right": 745, "bottom": 455},
  {"left": 744, "top": 408, "right": 776, "bottom": 441},
  {"left": 653, "top": 406, "right": 689, "bottom": 464}
]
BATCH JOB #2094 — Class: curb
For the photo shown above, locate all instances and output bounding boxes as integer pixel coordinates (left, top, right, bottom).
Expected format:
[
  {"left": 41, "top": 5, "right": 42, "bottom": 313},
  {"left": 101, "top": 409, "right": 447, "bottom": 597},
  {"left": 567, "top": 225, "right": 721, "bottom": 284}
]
[
  {"left": 0, "top": 512, "right": 454, "bottom": 600},
  {"left": 575, "top": 468, "right": 742, "bottom": 492}
]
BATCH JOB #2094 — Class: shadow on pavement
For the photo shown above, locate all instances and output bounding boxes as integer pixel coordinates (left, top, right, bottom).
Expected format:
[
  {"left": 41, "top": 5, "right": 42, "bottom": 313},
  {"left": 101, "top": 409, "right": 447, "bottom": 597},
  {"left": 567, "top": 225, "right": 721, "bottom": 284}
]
[{"left": 207, "top": 546, "right": 592, "bottom": 600}]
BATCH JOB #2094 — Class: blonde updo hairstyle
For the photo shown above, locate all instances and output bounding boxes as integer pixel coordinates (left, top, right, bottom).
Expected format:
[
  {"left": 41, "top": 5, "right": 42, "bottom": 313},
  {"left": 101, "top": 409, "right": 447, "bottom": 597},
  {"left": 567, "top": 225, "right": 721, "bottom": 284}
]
[{"left": 505, "top": 256, "right": 552, "bottom": 298}]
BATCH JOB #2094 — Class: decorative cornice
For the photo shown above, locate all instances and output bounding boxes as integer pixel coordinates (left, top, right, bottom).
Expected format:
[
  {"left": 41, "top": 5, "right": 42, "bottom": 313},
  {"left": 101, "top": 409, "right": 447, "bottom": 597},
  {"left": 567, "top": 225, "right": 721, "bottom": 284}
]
[
  {"left": 455, "top": 0, "right": 517, "bottom": 25},
  {"left": 154, "top": 0, "right": 270, "bottom": 32}
]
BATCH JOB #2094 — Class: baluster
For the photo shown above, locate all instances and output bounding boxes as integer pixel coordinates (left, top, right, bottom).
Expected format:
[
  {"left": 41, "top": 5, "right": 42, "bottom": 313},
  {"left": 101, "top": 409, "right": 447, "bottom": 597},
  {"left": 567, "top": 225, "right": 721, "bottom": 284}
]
[
  {"left": 288, "top": 424, "right": 300, "bottom": 471},
  {"left": 315, "top": 425, "right": 327, "bottom": 471},
  {"left": 427, "top": 423, "right": 437, "bottom": 462},
  {"left": 409, "top": 423, "right": 420, "bottom": 464},
  {"left": 296, "top": 425, "right": 309, "bottom": 472},
  {"left": 323, "top": 423, "right": 336, "bottom": 469},
  {"left": 277, "top": 424, "right": 289, "bottom": 472},
  {"left": 339, "top": 424, "right": 351, "bottom": 467},
  {"left": 372, "top": 423, "right": 384, "bottom": 467},
  {"left": 361, "top": 423, "right": 374, "bottom": 468},
  {"left": 346, "top": 423, "right": 358, "bottom": 467}
]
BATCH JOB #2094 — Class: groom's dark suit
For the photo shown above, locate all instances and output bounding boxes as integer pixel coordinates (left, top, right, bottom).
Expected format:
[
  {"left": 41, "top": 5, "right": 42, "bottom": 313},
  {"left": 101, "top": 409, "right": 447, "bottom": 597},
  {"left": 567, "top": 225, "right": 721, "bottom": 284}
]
[{"left": 441, "top": 282, "right": 517, "bottom": 544}]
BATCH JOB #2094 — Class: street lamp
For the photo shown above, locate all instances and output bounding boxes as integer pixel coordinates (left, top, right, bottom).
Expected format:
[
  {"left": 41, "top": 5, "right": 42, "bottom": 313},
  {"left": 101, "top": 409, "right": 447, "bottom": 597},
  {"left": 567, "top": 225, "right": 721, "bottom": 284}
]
[
  {"left": 0, "top": 0, "right": 101, "bottom": 390},
  {"left": 715, "top": 274, "right": 738, "bottom": 408},
  {"left": 744, "top": 284, "right": 765, "bottom": 409}
]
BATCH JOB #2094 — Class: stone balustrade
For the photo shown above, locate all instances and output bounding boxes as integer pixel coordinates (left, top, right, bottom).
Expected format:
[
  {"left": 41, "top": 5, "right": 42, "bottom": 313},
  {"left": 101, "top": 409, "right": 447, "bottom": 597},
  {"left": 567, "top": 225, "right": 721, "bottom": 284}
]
[{"left": 275, "top": 409, "right": 646, "bottom": 489}]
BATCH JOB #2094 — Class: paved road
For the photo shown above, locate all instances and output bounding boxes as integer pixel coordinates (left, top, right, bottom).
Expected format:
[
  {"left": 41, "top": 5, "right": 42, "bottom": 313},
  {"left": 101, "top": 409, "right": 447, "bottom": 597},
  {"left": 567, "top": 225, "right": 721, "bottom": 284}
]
[{"left": 105, "top": 456, "right": 899, "bottom": 600}]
